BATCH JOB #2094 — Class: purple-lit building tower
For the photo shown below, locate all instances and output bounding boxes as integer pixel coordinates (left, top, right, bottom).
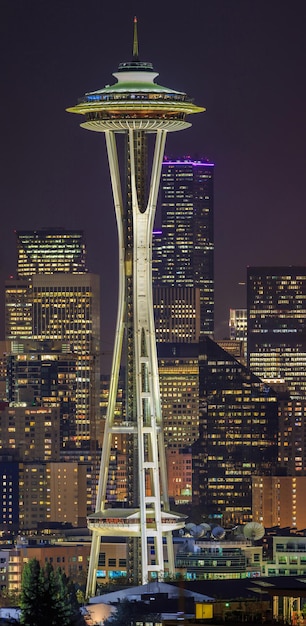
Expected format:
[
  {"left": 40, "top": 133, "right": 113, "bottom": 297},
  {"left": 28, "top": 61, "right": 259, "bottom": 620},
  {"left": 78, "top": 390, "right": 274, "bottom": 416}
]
[{"left": 153, "top": 157, "right": 214, "bottom": 336}]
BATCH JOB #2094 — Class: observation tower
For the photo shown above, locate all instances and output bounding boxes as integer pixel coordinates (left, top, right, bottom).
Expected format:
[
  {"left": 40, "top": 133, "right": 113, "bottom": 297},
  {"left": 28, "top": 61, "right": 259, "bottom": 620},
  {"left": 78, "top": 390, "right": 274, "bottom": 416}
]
[{"left": 67, "top": 18, "right": 204, "bottom": 597}]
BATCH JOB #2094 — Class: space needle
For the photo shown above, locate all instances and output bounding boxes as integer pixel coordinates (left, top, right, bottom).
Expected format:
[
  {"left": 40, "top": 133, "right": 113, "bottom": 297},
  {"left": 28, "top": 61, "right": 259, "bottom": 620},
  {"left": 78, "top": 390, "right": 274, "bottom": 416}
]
[{"left": 67, "top": 18, "right": 204, "bottom": 597}]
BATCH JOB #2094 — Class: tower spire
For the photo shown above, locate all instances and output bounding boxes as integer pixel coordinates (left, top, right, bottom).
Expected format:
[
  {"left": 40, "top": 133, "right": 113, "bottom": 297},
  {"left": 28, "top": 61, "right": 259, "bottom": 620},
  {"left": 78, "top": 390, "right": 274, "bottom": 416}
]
[{"left": 132, "top": 16, "right": 139, "bottom": 60}]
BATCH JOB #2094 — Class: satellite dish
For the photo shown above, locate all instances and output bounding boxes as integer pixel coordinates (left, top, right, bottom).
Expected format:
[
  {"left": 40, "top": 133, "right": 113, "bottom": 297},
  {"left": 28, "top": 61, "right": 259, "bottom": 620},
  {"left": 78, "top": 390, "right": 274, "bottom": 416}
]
[
  {"left": 193, "top": 525, "right": 208, "bottom": 538},
  {"left": 211, "top": 525, "right": 226, "bottom": 540},
  {"left": 184, "top": 523, "right": 198, "bottom": 537},
  {"left": 188, "top": 524, "right": 207, "bottom": 538},
  {"left": 184, "top": 523, "right": 196, "bottom": 536},
  {"left": 199, "top": 523, "right": 211, "bottom": 535},
  {"left": 184, "top": 522, "right": 211, "bottom": 538},
  {"left": 243, "top": 522, "right": 265, "bottom": 541}
]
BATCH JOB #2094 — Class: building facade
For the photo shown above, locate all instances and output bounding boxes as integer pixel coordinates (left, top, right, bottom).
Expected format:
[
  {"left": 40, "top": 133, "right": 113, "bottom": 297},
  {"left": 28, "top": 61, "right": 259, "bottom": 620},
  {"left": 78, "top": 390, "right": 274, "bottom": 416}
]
[
  {"left": 229, "top": 308, "right": 247, "bottom": 342},
  {"left": 153, "top": 157, "right": 214, "bottom": 336},
  {"left": 176, "top": 537, "right": 263, "bottom": 580},
  {"left": 166, "top": 448, "right": 193, "bottom": 505},
  {"left": 0, "top": 542, "right": 91, "bottom": 594},
  {"left": 6, "top": 340, "right": 76, "bottom": 451},
  {"left": 247, "top": 267, "right": 306, "bottom": 398},
  {"left": 252, "top": 475, "right": 306, "bottom": 530},
  {"left": 16, "top": 229, "right": 87, "bottom": 276},
  {"left": 229, "top": 308, "right": 247, "bottom": 362},
  {"left": 0, "top": 404, "right": 60, "bottom": 461},
  {"left": 193, "top": 337, "right": 278, "bottom": 523},
  {"left": 278, "top": 396, "right": 306, "bottom": 475},
  {"left": 157, "top": 343, "right": 199, "bottom": 450},
  {"left": 262, "top": 535, "right": 306, "bottom": 577},
  {"left": 0, "top": 452, "right": 19, "bottom": 530},
  {"left": 5, "top": 231, "right": 100, "bottom": 451},
  {"left": 154, "top": 286, "right": 200, "bottom": 343}
]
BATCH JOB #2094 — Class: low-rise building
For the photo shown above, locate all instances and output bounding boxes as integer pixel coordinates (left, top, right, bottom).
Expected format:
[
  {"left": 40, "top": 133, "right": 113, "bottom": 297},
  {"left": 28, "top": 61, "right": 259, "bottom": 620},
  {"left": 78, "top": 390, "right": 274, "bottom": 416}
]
[
  {"left": 0, "top": 542, "right": 91, "bottom": 594},
  {"left": 175, "top": 538, "right": 263, "bottom": 580},
  {"left": 263, "top": 536, "right": 306, "bottom": 577}
]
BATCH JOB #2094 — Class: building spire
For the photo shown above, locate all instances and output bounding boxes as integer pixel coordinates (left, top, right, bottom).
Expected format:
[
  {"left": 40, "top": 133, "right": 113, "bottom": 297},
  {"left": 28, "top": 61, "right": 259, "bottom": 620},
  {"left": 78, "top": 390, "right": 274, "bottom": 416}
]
[{"left": 132, "top": 16, "right": 139, "bottom": 60}]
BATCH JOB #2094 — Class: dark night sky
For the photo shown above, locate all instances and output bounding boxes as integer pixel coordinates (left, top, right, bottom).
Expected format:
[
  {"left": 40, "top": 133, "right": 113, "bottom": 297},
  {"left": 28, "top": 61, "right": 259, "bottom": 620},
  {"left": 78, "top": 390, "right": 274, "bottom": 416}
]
[{"left": 1, "top": 1, "right": 306, "bottom": 371}]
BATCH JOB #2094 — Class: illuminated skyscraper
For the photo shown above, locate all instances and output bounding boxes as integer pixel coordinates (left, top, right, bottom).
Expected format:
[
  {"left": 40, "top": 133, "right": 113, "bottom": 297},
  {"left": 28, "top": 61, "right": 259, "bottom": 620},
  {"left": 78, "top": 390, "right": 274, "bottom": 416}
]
[
  {"left": 153, "top": 157, "right": 214, "bottom": 335},
  {"left": 157, "top": 343, "right": 199, "bottom": 450},
  {"left": 67, "top": 19, "right": 203, "bottom": 593},
  {"left": 16, "top": 229, "right": 87, "bottom": 277},
  {"left": 154, "top": 286, "right": 200, "bottom": 343},
  {"left": 247, "top": 267, "right": 306, "bottom": 398},
  {"left": 6, "top": 340, "right": 77, "bottom": 451},
  {"left": 5, "top": 281, "right": 33, "bottom": 340},
  {"left": 193, "top": 337, "right": 278, "bottom": 523},
  {"left": 5, "top": 231, "right": 100, "bottom": 450},
  {"left": 252, "top": 475, "right": 306, "bottom": 530},
  {"left": 278, "top": 396, "right": 306, "bottom": 475},
  {"left": 229, "top": 308, "right": 247, "bottom": 342},
  {"left": 0, "top": 404, "right": 60, "bottom": 461}
]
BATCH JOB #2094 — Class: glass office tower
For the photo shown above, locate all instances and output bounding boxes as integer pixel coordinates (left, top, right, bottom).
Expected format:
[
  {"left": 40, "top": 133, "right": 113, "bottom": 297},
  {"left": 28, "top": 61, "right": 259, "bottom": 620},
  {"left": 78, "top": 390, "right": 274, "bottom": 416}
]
[
  {"left": 247, "top": 267, "right": 306, "bottom": 398},
  {"left": 16, "top": 229, "right": 87, "bottom": 276},
  {"left": 5, "top": 230, "right": 100, "bottom": 450},
  {"left": 153, "top": 157, "right": 214, "bottom": 336},
  {"left": 193, "top": 337, "right": 278, "bottom": 523}
]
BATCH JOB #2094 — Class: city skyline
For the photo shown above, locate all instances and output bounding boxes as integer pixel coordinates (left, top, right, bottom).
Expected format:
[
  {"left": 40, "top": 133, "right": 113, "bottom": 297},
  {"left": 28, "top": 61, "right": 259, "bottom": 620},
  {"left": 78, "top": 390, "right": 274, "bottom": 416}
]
[{"left": 1, "top": 2, "right": 306, "bottom": 370}]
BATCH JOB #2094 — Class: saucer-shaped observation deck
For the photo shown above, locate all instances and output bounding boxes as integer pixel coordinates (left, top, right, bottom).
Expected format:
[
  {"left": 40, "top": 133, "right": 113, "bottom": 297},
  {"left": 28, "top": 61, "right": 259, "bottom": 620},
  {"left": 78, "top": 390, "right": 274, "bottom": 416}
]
[{"left": 67, "top": 35, "right": 204, "bottom": 132}]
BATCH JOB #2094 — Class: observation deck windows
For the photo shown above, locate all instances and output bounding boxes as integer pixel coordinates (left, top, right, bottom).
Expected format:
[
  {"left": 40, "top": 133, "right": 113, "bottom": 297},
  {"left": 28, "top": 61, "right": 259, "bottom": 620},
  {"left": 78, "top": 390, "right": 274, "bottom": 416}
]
[{"left": 82, "top": 92, "right": 190, "bottom": 104}]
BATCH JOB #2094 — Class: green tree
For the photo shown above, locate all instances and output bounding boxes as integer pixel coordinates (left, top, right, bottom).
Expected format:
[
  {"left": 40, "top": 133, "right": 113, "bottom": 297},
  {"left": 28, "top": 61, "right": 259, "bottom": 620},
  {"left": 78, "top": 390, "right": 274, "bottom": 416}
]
[
  {"left": 41, "top": 563, "right": 72, "bottom": 626},
  {"left": 20, "top": 558, "right": 45, "bottom": 626},
  {"left": 20, "top": 559, "right": 86, "bottom": 626}
]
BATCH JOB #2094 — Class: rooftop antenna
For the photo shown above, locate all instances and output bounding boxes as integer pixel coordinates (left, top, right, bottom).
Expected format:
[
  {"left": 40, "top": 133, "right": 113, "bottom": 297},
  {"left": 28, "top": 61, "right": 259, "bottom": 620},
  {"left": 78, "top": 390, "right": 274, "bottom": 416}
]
[{"left": 133, "top": 16, "right": 139, "bottom": 60}]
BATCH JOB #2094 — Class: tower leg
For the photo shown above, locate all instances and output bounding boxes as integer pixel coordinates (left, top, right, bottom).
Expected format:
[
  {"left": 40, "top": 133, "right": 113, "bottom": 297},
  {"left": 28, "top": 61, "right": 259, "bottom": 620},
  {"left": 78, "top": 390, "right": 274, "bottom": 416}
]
[{"left": 86, "top": 532, "right": 102, "bottom": 598}]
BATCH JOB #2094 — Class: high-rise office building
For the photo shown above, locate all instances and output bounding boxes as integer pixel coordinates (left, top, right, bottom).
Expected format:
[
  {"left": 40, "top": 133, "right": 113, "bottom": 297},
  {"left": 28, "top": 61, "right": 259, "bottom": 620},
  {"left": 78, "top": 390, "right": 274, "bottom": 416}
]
[
  {"left": 5, "top": 231, "right": 100, "bottom": 450},
  {"left": 0, "top": 404, "right": 60, "bottom": 461},
  {"left": 6, "top": 340, "right": 77, "bottom": 451},
  {"left": 158, "top": 343, "right": 198, "bottom": 506},
  {"left": 216, "top": 339, "right": 246, "bottom": 365},
  {"left": 193, "top": 337, "right": 278, "bottom": 523},
  {"left": 67, "top": 18, "right": 203, "bottom": 592},
  {"left": 252, "top": 475, "right": 306, "bottom": 530},
  {"left": 19, "top": 461, "right": 89, "bottom": 529},
  {"left": 229, "top": 308, "right": 247, "bottom": 342},
  {"left": 229, "top": 308, "right": 247, "bottom": 363},
  {"left": 247, "top": 267, "right": 306, "bottom": 398},
  {"left": 0, "top": 451, "right": 19, "bottom": 530},
  {"left": 154, "top": 286, "right": 200, "bottom": 343},
  {"left": 153, "top": 157, "right": 214, "bottom": 335},
  {"left": 31, "top": 274, "right": 100, "bottom": 447},
  {"left": 157, "top": 343, "right": 199, "bottom": 450},
  {"left": 16, "top": 229, "right": 87, "bottom": 276},
  {"left": 278, "top": 396, "right": 306, "bottom": 475},
  {"left": 166, "top": 448, "right": 193, "bottom": 505},
  {"left": 5, "top": 280, "right": 33, "bottom": 340},
  {"left": 0, "top": 342, "right": 10, "bottom": 401}
]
